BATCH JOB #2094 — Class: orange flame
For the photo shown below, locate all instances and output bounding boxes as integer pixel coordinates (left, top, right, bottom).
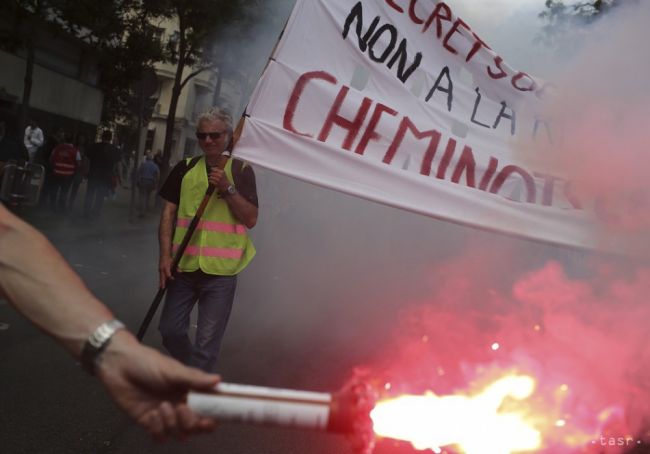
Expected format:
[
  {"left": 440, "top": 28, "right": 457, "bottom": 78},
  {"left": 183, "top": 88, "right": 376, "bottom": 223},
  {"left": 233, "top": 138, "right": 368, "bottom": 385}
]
[{"left": 370, "top": 374, "right": 542, "bottom": 453}]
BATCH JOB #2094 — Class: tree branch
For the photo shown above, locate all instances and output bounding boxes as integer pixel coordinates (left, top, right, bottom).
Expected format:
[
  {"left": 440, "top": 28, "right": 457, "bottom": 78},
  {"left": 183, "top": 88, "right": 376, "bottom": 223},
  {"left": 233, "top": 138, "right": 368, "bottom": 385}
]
[{"left": 180, "top": 65, "right": 215, "bottom": 90}]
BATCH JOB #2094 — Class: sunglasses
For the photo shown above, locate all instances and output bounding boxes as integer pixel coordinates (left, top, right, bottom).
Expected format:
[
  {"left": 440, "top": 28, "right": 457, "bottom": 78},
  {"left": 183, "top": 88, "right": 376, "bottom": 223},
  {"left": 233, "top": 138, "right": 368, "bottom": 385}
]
[{"left": 195, "top": 131, "right": 227, "bottom": 141}]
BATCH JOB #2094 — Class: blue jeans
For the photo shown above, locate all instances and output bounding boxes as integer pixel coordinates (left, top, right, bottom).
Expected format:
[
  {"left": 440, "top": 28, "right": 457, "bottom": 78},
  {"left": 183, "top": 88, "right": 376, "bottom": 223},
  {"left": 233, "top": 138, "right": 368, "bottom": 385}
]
[{"left": 158, "top": 271, "right": 237, "bottom": 372}]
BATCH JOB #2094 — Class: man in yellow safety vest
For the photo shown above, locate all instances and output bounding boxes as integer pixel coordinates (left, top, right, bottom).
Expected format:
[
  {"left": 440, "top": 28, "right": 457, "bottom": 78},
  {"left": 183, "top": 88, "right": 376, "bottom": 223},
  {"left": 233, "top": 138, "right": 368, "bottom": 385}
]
[{"left": 158, "top": 107, "right": 258, "bottom": 372}]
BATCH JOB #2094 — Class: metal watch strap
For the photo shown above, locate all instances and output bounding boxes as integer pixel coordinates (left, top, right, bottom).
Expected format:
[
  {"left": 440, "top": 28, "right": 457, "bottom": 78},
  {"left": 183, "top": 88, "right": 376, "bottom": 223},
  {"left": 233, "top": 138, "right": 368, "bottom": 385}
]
[
  {"left": 221, "top": 184, "right": 236, "bottom": 197},
  {"left": 80, "top": 319, "right": 125, "bottom": 375}
]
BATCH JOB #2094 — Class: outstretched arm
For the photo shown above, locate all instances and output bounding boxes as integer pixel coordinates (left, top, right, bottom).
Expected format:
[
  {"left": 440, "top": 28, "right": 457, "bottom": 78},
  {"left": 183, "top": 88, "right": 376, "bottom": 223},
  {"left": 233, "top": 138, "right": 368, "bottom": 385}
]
[
  {"left": 0, "top": 203, "right": 219, "bottom": 439},
  {"left": 0, "top": 203, "right": 112, "bottom": 353}
]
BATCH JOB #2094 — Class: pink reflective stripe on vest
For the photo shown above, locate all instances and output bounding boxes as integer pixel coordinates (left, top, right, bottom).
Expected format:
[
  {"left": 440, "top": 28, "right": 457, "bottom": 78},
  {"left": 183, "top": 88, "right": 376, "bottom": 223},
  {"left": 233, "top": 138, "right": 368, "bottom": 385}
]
[
  {"left": 53, "top": 162, "right": 75, "bottom": 176},
  {"left": 176, "top": 218, "right": 246, "bottom": 234},
  {"left": 173, "top": 244, "right": 244, "bottom": 260}
]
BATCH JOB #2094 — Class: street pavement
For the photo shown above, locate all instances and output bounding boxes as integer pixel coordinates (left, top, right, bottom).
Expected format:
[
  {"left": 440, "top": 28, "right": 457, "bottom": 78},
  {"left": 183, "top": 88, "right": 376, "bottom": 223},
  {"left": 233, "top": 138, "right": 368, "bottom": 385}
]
[{"left": 0, "top": 182, "right": 408, "bottom": 454}]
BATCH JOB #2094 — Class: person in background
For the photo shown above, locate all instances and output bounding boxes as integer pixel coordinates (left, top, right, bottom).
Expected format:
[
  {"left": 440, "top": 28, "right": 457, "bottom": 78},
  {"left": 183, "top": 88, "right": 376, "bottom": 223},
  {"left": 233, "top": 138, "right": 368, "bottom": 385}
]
[
  {"left": 68, "top": 133, "right": 89, "bottom": 213},
  {"left": 0, "top": 202, "right": 219, "bottom": 439},
  {"left": 120, "top": 145, "right": 131, "bottom": 186},
  {"left": 153, "top": 149, "right": 164, "bottom": 171},
  {"left": 49, "top": 132, "right": 80, "bottom": 213},
  {"left": 83, "top": 130, "right": 120, "bottom": 219},
  {"left": 0, "top": 121, "right": 26, "bottom": 177},
  {"left": 137, "top": 151, "right": 160, "bottom": 217},
  {"left": 152, "top": 150, "right": 166, "bottom": 210},
  {"left": 108, "top": 163, "right": 120, "bottom": 201},
  {"left": 108, "top": 139, "right": 123, "bottom": 199},
  {"left": 38, "top": 128, "right": 64, "bottom": 209},
  {"left": 23, "top": 119, "right": 44, "bottom": 163}
]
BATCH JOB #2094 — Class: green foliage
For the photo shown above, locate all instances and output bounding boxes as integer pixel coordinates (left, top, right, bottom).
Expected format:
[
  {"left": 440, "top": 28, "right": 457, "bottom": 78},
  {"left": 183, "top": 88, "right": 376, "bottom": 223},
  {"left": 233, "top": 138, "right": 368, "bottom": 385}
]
[
  {"left": 150, "top": 0, "right": 248, "bottom": 72},
  {"left": 0, "top": 0, "right": 127, "bottom": 52},
  {"left": 0, "top": 1, "right": 47, "bottom": 51},
  {"left": 156, "top": 0, "right": 292, "bottom": 164},
  {"left": 98, "top": 8, "right": 166, "bottom": 125},
  {"left": 0, "top": 0, "right": 294, "bottom": 152}
]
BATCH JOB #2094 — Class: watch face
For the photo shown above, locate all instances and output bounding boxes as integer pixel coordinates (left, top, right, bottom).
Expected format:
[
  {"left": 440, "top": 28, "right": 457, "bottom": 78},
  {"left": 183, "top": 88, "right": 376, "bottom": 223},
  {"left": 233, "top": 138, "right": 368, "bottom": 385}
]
[{"left": 227, "top": 185, "right": 236, "bottom": 195}]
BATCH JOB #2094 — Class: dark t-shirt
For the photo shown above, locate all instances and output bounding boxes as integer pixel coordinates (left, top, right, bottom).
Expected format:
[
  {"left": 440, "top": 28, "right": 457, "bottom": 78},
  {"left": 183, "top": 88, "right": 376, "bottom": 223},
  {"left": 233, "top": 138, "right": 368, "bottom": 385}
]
[
  {"left": 159, "top": 158, "right": 258, "bottom": 207},
  {"left": 86, "top": 141, "right": 120, "bottom": 180}
]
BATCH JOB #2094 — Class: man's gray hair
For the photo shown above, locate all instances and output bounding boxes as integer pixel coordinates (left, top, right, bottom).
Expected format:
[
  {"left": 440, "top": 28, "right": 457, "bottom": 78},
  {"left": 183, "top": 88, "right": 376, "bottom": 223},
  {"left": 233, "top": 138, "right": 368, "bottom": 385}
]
[{"left": 197, "top": 107, "right": 233, "bottom": 132}]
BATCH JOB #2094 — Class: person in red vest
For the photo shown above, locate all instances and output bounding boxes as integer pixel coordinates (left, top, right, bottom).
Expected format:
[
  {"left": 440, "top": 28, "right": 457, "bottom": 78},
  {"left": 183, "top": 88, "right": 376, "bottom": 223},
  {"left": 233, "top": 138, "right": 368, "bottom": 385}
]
[{"left": 49, "top": 132, "right": 80, "bottom": 213}]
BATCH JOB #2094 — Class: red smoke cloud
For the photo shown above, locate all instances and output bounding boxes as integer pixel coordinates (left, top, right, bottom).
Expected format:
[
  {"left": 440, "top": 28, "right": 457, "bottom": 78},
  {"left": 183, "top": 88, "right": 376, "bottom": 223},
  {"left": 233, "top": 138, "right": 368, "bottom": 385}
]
[
  {"left": 348, "top": 4, "right": 650, "bottom": 453},
  {"left": 355, "top": 248, "right": 649, "bottom": 453}
]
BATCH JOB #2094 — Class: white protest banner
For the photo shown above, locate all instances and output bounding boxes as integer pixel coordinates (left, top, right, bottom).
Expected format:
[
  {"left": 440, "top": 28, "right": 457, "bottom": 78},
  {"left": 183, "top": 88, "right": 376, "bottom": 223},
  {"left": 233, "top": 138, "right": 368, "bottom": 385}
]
[{"left": 234, "top": 0, "right": 637, "bottom": 253}]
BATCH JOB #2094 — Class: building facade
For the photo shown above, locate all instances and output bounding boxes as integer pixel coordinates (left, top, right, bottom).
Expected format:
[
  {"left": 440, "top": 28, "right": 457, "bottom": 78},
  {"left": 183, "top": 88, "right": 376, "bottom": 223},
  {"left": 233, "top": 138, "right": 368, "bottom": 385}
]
[{"left": 0, "top": 16, "right": 103, "bottom": 141}]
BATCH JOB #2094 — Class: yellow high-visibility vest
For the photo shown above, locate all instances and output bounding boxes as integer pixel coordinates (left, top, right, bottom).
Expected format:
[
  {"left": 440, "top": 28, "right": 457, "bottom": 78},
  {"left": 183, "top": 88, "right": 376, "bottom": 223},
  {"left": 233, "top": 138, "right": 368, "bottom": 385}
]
[{"left": 173, "top": 157, "right": 255, "bottom": 275}]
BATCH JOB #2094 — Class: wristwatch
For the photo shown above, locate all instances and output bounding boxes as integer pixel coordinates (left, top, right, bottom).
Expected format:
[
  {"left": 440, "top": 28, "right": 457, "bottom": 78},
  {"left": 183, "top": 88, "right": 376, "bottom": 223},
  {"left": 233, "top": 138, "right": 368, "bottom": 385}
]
[
  {"left": 80, "top": 319, "right": 126, "bottom": 375},
  {"left": 224, "top": 184, "right": 237, "bottom": 197}
]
